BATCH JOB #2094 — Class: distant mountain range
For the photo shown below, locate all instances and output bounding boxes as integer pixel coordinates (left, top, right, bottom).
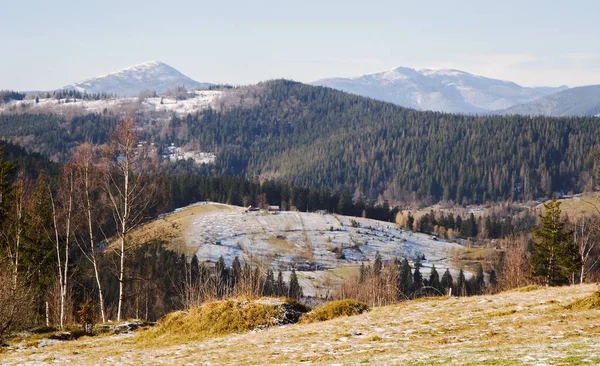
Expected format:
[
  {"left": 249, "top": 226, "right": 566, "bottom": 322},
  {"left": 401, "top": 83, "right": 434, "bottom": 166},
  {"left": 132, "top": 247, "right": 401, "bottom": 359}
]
[
  {"left": 500, "top": 85, "right": 600, "bottom": 117},
  {"left": 15, "top": 61, "right": 600, "bottom": 116},
  {"left": 312, "top": 67, "right": 568, "bottom": 114},
  {"left": 62, "top": 61, "right": 213, "bottom": 97}
]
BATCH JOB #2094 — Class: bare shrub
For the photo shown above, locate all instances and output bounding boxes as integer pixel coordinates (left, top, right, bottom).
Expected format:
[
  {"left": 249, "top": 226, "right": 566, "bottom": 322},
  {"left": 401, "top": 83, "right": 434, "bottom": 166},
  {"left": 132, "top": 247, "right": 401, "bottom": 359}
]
[
  {"left": 0, "top": 267, "right": 35, "bottom": 341},
  {"left": 497, "top": 236, "right": 533, "bottom": 290}
]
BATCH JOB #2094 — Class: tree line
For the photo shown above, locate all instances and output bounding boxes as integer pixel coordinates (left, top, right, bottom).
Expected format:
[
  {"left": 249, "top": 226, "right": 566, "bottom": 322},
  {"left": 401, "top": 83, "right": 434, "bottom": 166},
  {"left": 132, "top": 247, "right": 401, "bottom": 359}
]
[
  {"left": 396, "top": 209, "right": 537, "bottom": 241},
  {"left": 337, "top": 253, "right": 490, "bottom": 307}
]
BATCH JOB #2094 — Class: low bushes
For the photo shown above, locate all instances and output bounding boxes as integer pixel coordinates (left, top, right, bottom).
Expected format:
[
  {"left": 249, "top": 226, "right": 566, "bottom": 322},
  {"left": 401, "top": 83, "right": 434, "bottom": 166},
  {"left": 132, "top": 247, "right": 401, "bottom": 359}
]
[
  {"left": 300, "top": 299, "right": 369, "bottom": 323},
  {"left": 565, "top": 291, "right": 600, "bottom": 310},
  {"left": 137, "top": 297, "right": 308, "bottom": 345}
]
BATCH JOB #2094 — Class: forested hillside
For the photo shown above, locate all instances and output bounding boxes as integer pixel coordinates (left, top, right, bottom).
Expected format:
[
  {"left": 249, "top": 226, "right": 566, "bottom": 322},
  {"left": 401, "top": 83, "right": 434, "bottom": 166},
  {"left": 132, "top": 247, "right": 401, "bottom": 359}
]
[
  {"left": 2, "top": 80, "right": 600, "bottom": 204},
  {"left": 170, "top": 81, "right": 600, "bottom": 204}
]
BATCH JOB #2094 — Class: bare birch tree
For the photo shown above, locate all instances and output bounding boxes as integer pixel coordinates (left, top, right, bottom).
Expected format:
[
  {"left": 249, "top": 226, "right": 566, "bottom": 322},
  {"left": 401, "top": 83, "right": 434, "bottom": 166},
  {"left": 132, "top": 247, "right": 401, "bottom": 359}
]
[
  {"left": 103, "top": 117, "right": 156, "bottom": 321},
  {"left": 72, "top": 143, "right": 107, "bottom": 323},
  {"left": 49, "top": 164, "right": 75, "bottom": 329},
  {"left": 572, "top": 216, "right": 600, "bottom": 284}
]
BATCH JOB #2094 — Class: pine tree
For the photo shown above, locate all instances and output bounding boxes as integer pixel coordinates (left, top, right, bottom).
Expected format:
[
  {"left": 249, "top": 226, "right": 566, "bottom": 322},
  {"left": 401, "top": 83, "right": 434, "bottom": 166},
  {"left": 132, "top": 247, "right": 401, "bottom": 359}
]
[
  {"left": 231, "top": 256, "right": 242, "bottom": 289},
  {"left": 428, "top": 264, "right": 441, "bottom": 294},
  {"left": 412, "top": 260, "right": 423, "bottom": 292},
  {"left": 276, "top": 270, "right": 287, "bottom": 296},
  {"left": 359, "top": 262, "right": 366, "bottom": 283},
  {"left": 475, "top": 263, "right": 485, "bottom": 294},
  {"left": 488, "top": 269, "right": 498, "bottom": 289},
  {"left": 441, "top": 268, "right": 453, "bottom": 294},
  {"left": 215, "top": 256, "right": 227, "bottom": 295},
  {"left": 531, "top": 199, "right": 579, "bottom": 286},
  {"left": 190, "top": 254, "right": 200, "bottom": 284},
  {"left": 263, "top": 269, "right": 275, "bottom": 296},
  {"left": 337, "top": 191, "right": 352, "bottom": 215},
  {"left": 373, "top": 252, "right": 383, "bottom": 276},
  {"left": 0, "top": 145, "right": 15, "bottom": 220},
  {"left": 455, "top": 269, "right": 467, "bottom": 296},
  {"left": 399, "top": 258, "right": 413, "bottom": 297},
  {"left": 288, "top": 269, "right": 303, "bottom": 299}
]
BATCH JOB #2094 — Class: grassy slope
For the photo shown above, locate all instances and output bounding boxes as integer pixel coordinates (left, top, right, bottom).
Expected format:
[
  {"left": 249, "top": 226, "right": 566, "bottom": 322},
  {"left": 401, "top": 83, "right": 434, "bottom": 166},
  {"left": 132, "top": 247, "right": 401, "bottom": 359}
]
[
  {"left": 4, "top": 284, "right": 600, "bottom": 365},
  {"left": 551, "top": 192, "right": 600, "bottom": 219},
  {"left": 128, "top": 203, "right": 235, "bottom": 255}
]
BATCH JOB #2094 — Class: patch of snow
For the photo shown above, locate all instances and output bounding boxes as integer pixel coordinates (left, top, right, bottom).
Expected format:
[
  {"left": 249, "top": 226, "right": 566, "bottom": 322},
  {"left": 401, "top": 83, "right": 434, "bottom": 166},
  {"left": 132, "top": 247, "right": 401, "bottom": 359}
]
[{"left": 0, "top": 91, "right": 222, "bottom": 116}]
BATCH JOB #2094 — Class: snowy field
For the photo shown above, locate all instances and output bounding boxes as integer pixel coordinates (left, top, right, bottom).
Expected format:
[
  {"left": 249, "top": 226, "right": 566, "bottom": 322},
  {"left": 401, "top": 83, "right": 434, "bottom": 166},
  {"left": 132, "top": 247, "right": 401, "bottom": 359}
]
[
  {"left": 0, "top": 90, "right": 222, "bottom": 116},
  {"left": 171, "top": 203, "right": 468, "bottom": 296}
]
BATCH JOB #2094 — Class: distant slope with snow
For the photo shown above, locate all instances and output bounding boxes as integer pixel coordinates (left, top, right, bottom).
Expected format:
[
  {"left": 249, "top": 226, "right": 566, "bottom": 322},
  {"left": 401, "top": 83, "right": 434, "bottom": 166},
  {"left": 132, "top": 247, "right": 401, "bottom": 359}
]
[
  {"left": 312, "top": 67, "right": 567, "bottom": 114},
  {"left": 0, "top": 90, "right": 222, "bottom": 116},
  {"left": 62, "top": 61, "right": 213, "bottom": 97},
  {"left": 501, "top": 85, "right": 600, "bottom": 117},
  {"left": 138, "top": 202, "right": 469, "bottom": 297}
]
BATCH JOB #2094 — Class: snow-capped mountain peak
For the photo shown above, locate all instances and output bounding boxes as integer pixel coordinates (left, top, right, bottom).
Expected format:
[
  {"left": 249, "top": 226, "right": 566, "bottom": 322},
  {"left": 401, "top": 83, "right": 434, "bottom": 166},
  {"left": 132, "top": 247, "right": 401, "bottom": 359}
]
[
  {"left": 312, "top": 66, "right": 567, "bottom": 113},
  {"left": 63, "top": 61, "right": 212, "bottom": 97}
]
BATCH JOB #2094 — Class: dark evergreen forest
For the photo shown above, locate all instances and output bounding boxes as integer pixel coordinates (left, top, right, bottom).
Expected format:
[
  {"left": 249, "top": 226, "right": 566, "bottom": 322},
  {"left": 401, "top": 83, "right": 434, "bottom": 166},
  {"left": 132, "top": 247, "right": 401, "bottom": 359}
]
[{"left": 2, "top": 80, "right": 600, "bottom": 205}]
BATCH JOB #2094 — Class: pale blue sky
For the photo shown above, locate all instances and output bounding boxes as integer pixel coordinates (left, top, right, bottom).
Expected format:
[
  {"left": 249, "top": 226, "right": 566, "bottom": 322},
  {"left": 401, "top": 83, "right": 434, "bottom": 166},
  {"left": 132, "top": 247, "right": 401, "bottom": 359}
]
[{"left": 1, "top": 0, "right": 599, "bottom": 90}]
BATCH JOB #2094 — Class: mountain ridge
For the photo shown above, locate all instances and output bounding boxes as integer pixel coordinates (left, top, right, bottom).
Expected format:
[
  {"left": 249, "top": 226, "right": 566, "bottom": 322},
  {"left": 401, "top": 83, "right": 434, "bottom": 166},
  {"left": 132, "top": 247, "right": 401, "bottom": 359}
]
[
  {"left": 500, "top": 84, "right": 600, "bottom": 117},
  {"left": 62, "top": 60, "right": 213, "bottom": 97},
  {"left": 312, "top": 66, "right": 568, "bottom": 114}
]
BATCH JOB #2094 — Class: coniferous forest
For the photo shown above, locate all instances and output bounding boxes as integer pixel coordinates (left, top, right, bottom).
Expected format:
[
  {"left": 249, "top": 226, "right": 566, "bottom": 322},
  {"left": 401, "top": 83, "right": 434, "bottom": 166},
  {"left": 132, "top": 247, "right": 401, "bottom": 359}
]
[{"left": 2, "top": 81, "right": 600, "bottom": 206}]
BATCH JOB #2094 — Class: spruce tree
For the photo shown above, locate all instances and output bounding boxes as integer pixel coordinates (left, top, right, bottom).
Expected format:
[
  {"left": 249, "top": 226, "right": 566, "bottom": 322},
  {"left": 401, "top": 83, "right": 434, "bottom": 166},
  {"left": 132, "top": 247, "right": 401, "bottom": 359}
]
[
  {"left": 276, "top": 270, "right": 287, "bottom": 296},
  {"left": 531, "top": 199, "right": 579, "bottom": 286},
  {"left": 428, "top": 264, "right": 441, "bottom": 294},
  {"left": 441, "top": 268, "right": 453, "bottom": 294},
  {"left": 407, "top": 213, "right": 414, "bottom": 231},
  {"left": 231, "top": 256, "right": 242, "bottom": 288},
  {"left": 263, "top": 269, "right": 275, "bottom": 296},
  {"left": 399, "top": 258, "right": 413, "bottom": 297},
  {"left": 413, "top": 264, "right": 423, "bottom": 292},
  {"left": 0, "top": 145, "right": 15, "bottom": 220},
  {"left": 455, "top": 269, "right": 467, "bottom": 296},
  {"left": 190, "top": 254, "right": 200, "bottom": 284},
  {"left": 359, "top": 262, "right": 366, "bottom": 283},
  {"left": 373, "top": 252, "right": 383, "bottom": 276},
  {"left": 488, "top": 269, "right": 498, "bottom": 289},
  {"left": 215, "top": 256, "right": 227, "bottom": 295},
  {"left": 475, "top": 263, "right": 485, "bottom": 294},
  {"left": 288, "top": 269, "right": 303, "bottom": 299}
]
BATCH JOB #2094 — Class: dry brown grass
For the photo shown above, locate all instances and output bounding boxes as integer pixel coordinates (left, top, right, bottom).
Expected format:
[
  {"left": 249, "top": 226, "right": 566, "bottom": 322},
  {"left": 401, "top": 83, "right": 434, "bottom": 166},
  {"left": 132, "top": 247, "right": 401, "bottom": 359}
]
[
  {"left": 542, "top": 192, "right": 600, "bottom": 219},
  {"left": 564, "top": 290, "right": 600, "bottom": 310},
  {"left": 3, "top": 284, "right": 600, "bottom": 365},
  {"left": 135, "top": 297, "right": 308, "bottom": 346},
  {"left": 127, "top": 203, "right": 234, "bottom": 254},
  {"left": 300, "top": 299, "right": 368, "bottom": 323}
]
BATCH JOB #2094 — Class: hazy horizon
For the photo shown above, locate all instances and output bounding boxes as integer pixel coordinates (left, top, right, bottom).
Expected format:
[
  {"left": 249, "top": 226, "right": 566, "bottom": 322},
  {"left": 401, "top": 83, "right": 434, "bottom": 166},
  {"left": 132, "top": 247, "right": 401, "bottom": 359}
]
[{"left": 1, "top": 0, "right": 599, "bottom": 90}]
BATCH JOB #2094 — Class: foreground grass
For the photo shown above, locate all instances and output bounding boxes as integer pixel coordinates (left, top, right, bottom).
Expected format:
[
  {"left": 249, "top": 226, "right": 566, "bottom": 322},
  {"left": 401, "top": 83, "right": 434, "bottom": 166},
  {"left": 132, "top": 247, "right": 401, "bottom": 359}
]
[
  {"left": 136, "top": 297, "right": 308, "bottom": 346},
  {"left": 3, "top": 284, "right": 600, "bottom": 365}
]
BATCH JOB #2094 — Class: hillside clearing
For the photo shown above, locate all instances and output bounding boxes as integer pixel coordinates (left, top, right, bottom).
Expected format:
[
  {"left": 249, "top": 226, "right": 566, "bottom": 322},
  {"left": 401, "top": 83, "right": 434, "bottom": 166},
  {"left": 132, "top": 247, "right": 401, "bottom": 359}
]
[
  {"left": 131, "top": 202, "right": 472, "bottom": 296},
  {"left": 3, "top": 284, "right": 600, "bottom": 365}
]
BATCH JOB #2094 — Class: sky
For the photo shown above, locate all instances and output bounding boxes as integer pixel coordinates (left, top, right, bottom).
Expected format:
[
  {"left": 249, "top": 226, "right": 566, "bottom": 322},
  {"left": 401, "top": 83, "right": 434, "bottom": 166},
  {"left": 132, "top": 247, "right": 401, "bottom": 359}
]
[{"left": 1, "top": 0, "right": 599, "bottom": 90}]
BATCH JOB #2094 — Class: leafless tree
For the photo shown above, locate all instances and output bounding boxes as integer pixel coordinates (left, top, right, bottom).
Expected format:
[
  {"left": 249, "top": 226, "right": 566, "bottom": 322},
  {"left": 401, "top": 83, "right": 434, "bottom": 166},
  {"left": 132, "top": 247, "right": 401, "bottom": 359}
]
[
  {"left": 572, "top": 216, "right": 600, "bottom": 284},
  {"left": 72, "top": 143, "right": 107, "bottom": 323},
  {"left": 103, "top": 117, "right": 156, "bottom": 321},
  {"left": 49, "top": 164, "right": 75, "bottom": 329},
  {"left": 498, "top": 236, "right": 532, "bottom": 290},
  {"left": 0, "top": 266, "right": 34, "bottom": 342}
]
